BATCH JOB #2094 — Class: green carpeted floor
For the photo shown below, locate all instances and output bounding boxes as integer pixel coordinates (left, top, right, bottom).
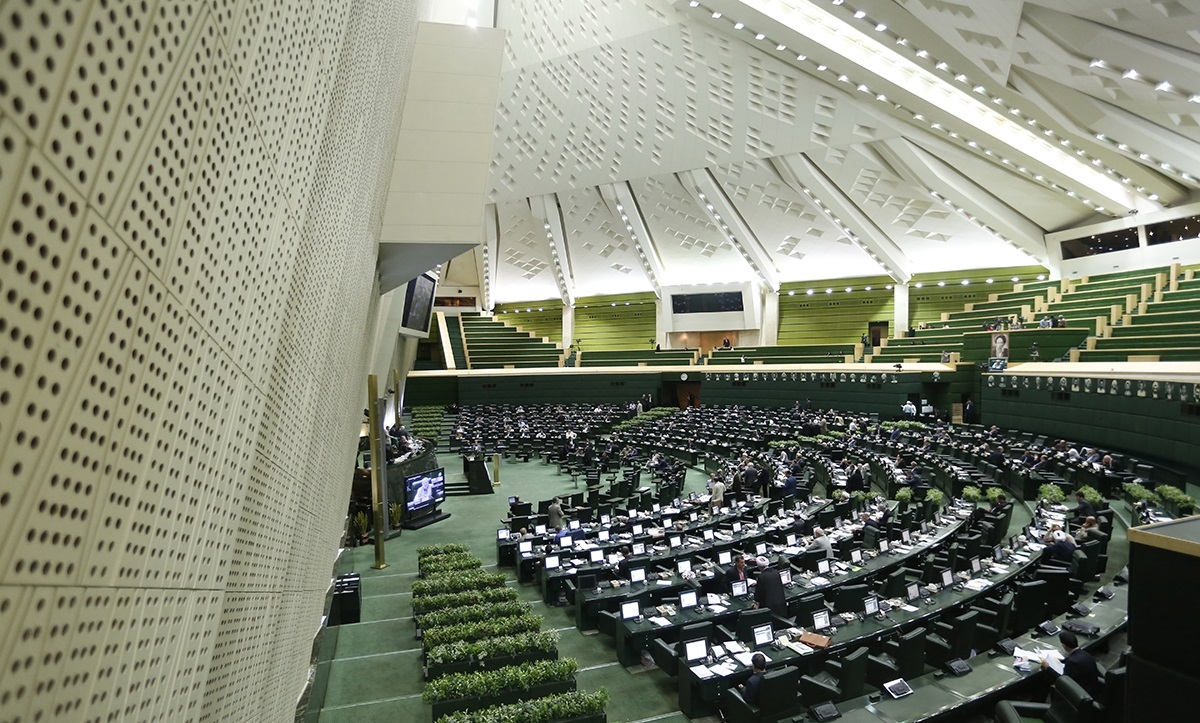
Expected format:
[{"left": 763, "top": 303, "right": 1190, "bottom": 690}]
[{"left": 317, "top": 457, "right": 1131, "bottom": 723}]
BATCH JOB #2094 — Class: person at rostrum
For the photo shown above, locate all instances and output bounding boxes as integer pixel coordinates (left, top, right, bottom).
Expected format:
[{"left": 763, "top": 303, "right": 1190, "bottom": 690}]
[
  {"left": 751, "top": 556, "right": 786, "bottom": 617},
  {"left": 1041, "top": 630, "right": 1103, "bottom": 699},
  {"left": 737, "top": 653, "right": 768, "bottom": 705}
]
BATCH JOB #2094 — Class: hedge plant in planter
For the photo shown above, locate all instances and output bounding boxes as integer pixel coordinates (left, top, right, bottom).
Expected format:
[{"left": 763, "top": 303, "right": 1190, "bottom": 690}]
[
  {"left": 986, "top": 486, "right": 1006, "bottom": 503},
  {"left": 1075, "top": 485, "right": 1104, "bottom": 506},
  {"left": 413, "top": 570, "right": 507, "bottom": 598},
  {"left": 418, "top": 600, "right": 533, "bottom": 631},
  {"left": 1122, "top": 482, "right": 1160, "bottom": 506},
  {"left": 420, "top": 553, "right": 484, "bottom": 578},
  {"left": 1038, "top": 484, "right": 1066, "bottom": 505},
  {"left": 435, "top": 689, "right": 609, "bottom": 723},
  {"left": 894, "top": 487, "right": 913, "bottom": 502},
  {"left": 423, "top": 614, "right": 543, "bottom": 650},
  {"left": 418, "top": 544, "right": 472, "bottom": 561},
  {"left": 961, "top": 486, "right": 984, "bottom": 504},
  {"left": 413, "top": 588, "right": 520, "bottom": 616},
  {"left": 424, "top": 629, "right": 559, "bottom": 672},
  {"left": 1155, "top": 484, "right": 1197, "bottom": 515},
  {"left": 423, "top": 659, "right": 580, "bottom": 719},
  {"left": 925, "top": 489, "right": 945, "bottom": 505}
]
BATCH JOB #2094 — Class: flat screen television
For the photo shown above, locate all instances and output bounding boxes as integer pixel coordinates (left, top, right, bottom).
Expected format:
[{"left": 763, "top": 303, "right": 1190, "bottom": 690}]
[
  {"left": 405, "top": 468, "right": 445, "bottom": 513},
  {"left": 401, "top": 272, "right": 437, "bottom": 335}
]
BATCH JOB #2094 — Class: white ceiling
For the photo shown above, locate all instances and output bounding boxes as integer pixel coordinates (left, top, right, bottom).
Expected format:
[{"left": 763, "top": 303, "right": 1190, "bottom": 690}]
[{"left": 478, "top": 0, "right": 1200, "bottom": 306}]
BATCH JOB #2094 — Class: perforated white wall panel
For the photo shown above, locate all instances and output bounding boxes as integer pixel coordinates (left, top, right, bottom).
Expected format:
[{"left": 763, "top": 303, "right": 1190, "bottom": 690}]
[{"left": 0, "top": 1, "right": 414, "bottom": 721}]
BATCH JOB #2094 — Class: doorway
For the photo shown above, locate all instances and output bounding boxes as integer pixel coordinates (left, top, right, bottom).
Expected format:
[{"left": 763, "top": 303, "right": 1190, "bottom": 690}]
[{"left": 868, "top": 321, "right": 888, "bottom": 348}]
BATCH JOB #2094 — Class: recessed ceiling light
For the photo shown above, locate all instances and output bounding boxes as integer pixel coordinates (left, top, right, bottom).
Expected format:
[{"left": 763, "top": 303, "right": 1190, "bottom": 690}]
[{"left": 937, "top": 281, "right": 946, "bottom": 286}]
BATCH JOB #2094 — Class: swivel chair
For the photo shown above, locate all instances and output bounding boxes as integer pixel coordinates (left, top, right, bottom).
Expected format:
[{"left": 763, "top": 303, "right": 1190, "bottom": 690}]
[
  {"left": 877, "top": 568, "right": 909, "bottom": 600},
  {"left": 800, "top": 645, "right": 871, "bottom": 703},
  {"left": 994, "top": 675, "right": 1095, "bottom": 723},
  {"left": 925, "top": 610, "right": 978, "bottom": 669},
  {"left": 832, "top": 584, "right": 870, "bottom": 614},
  {"left": 971, "top": 590, "right": 1014, "bottom": 651},
  {"left": 723, "top": 665, "right": 803, "bottom": 723},
  {"left": 868, "top": 628, "right": 926, "bottom": 687}
]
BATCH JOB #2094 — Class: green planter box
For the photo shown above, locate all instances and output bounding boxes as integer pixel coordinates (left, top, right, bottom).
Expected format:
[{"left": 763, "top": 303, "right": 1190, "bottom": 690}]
[
  {"left": 425, "top": 649, "right": 559, "bottom": 681},
  {"left": 430, "top": 678, "right": 577, "bottom": 719}
]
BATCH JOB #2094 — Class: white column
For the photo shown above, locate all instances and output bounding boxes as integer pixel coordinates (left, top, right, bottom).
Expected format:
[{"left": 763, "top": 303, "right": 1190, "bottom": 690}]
[
  {"left": 893, "top": 282, "right": 910, "bottom": 338},
  {"left": 656, "top": 296, "right": 673, "bottom": 348},
  {"left": 562, "top": 305, "right": 575, "bottom": 350},
  {"left": 760, "top": 289, "right": 780, "bottom": 345}
]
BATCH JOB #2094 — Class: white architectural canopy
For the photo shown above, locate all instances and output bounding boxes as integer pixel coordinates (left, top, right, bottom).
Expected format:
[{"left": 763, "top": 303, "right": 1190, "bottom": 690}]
[{"left": 477, "top": 0, "right": 1200, "bottom": 303}]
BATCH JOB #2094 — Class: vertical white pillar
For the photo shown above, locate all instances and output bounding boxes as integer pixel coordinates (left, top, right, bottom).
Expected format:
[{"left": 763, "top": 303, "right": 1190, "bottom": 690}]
[
  {"left": 760, "top": 289, "right": 780, "bottom": 346},
  {"left": 893, "top": 282, "right": 910, "bottom": 338},
  {"left": 562, "top": 305, "right": 575, "bottom": 350},
  {"left": 656, "top": 296, "right": 673, "bottom": 348}
]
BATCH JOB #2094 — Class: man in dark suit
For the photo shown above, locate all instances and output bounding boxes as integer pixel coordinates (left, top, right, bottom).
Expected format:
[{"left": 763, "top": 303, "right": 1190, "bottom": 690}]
[
  {"left": 738, "top": 653, "right": 768, "bottom": 704},
  {"left": 743, "top": 465, "right": 759, "bottom": 497},
  {"left": 1070, "top": 491, "right": 1096, "bottom": 525},
  {"left": 752, "top": 556, "right": 786, "bottom": 617},
  {"left": 1043, "top": 530, "right": 1077, "bottom": 564},
  {"left": 615, "top": 546, "right": 633, "bottom": 579},
  {"left": 1043, "top": 631, "right": 1102, "bottom": 698},
  {"left": 725, "top": 554, "right": 749, "bottom": 591}
]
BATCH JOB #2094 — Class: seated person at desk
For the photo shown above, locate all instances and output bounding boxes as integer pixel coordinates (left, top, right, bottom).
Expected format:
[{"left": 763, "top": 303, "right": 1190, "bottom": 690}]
[
  {"left": 1041, "top": 630, "right": 1102, "bottom": 699},
  {"left": 737, "top": 653, "right": 768, "bottom": 704},
  {"left": 751, "top": 557, "right": 786, "bottom": 617},
  {"left": 1042, "top": 530, "right": 1076, "bottom": 564},
  {"left": 725, "top": 554, "right": 750, "bottom": 590},
  {"left": 857, "top": 512, "right": 880, "bottom": 532},
  {"left": 806, "top": 527, "right": 834, "bottom": 559},
  {"left": 547, "top": 497, "right": 564, "bottom": 529},
  {"left": 1070, "top": 491, "right": 1096, "bottom": 524},
  {"left": 1074, "top": 516, "right": 1100, "bottom": 541}
]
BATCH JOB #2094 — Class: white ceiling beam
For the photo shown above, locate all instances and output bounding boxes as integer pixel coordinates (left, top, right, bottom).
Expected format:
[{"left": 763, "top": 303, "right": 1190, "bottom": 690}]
[
  {"left": 601, "top": 182, "right": 665, "bottom": 298},
  {"left": 680, "top": 0, "right": 1162, "bottom": 216},
  {"left": 877, "top": 137, "right": 1053, "bottom": 268},
  {"left": 480, "top": 203, "right": 500, "bottom": 310},
  {"left": 676, "top": 168, "right": 780, "bottom": 291},
  {"left": 771, "top": 153, "right": 912, "bottom": 284},
  {"left": 529, "top": 195, "right": 575, "bottom": 307}
]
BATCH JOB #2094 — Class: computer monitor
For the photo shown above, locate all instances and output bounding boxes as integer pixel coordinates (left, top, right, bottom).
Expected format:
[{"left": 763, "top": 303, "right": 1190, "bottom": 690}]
[
  {"left": 834, "top": 516, "right": 842, "bottom": 529},
  {"left": 703, "top": 529, "right": 714, "bottom": 541},
  {"left": 901, "top": 529, "right": 912, "bottom": 544},
  {"left": 670, "top": 536, "right": 683, "bottom": 549},
  {"left": 850, "top": 549, "right": 863, "bottom": 564},
  {"left": 653, "top": 503, "right": 661, "bottom": 512},
  {"left": 508, "top": 496, "right": 518, "bottom": 505},
  {"left": 518, "top": 541, "right": 533, "bottom": 553},
  {"left": 677, "top": 559, "right": 692, "bottom": 575},
  {"left": 992, "top": 545, "right": 1004, "bottom": 563},
  {"left": 674, "top": 498, "right": 682, "bottom": 508},
  {"left": 545, "top": 555, "right": 560, "bottom": 570},
  {"left": 535, "top": 524, "right": 547, "bottom": 535},
  {"left": 600, "top": 514, "right": 611, "bottom": 525},
  {"left": 780, "top": 569, "right": 792, "bottom": 586},
  {"left": 632, "top": 543, "right": 646, "bottom": 556},
  {"left": 683, "top": 638, "right": 708, "bottom": 662},
  {"left": 752, "top": 623, "right": 774, "bottom": 647},
  {"left": 732, "top": 522, "right": 742, "bottom": 533},
  {"left": 817, "top": 559, "right": 831, "bottom": 575},
  {"left": 754, "top": 542, "right": 766, "bottom": 556},
  {"left": 863, "top": 596, "right": 879, "bottom": 615},
  {"left": 879, "top": 539, "right": 890, "bottom": 553},
  {"left": 812, "top": 609, "right": 831, "bottom": 630},
  {"left": 731, "top": 580, "right": 749, "bottom": 597},
  {"left": 786, "top": 534, "right": 797, "bottom": 546},
  {"left": 621, "top": 600, "right": 641, "bottom": 620},
  {"left": 680, "top": 590, "right": 698, "bottom": 609},
  {"left": 905, "top": 582, "right": 921, "bottom": 601},
  {"left": 569, "top": 520, "right": 581, "bottom": 530},
  {"left": 632, "top": 524, "right": 644, "bottom": 536},
  {"left": 662, "top": 517, "right": 673, "bottom": 528},
  {"left": 598, "top": 530, "right": 610, "bottom": 542},
  {"left": 921, "top": 521, "right": 931, "bottom": 535},
  {"left": 578, "top": 574, "right": 596, "bottom": 590},
  {"left": 969, "top": 557, "right": 982, "bottom": 575},
  {"left": 718, "top": 551, "right": 732, "bottom": 565},
  {"left": 559, "top": 535, "right": 574, "bottom": 548},
  {"left": 497, "top": 528, "right": 509, "bottom": 540},
  {"left": 590, "top": 549, "right": 604, "bottom": 563},
  {"left": 630, "top": 567, "right": 646, "bottom": 584},
  {"left": 689, "top": 512, "right": 698, "bottom": 522},
  {"left": 940, "top": 569, "right": 954, "bottom": 587}
]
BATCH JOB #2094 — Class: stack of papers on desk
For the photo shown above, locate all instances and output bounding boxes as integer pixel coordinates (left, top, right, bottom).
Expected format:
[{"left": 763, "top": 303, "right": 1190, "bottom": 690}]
[
  {"left": 710, "top": 662, "right": 737, "bottom": 676},
  {"left": 689, "top": 664, "right": 714, "bottom": 679},
  {"left": 648, "top": 616, "right": 671, "bottom": 627},
  {"left": 1014, "top": 646, "right": 1063, "bottom": 674},
  {"left": 964, "top": 578, "right": 991, "bottom": 591},
  {"left": 898, "top": 603, "right": 919, "bottom": 613},
  {"left": 733, "top": 652, "right": 760, "bottom": 667},
  {"left": 656, "top": 580, "right": 673, "bottom": 586},
  {"left": 708, "top": 604, "right": 727, "bottom": 614},
  {"left": 784, "top": 640, "right": 815, "bottom": 655},
  {"left": 810, "top": 576, "right": 831, "bottom": 586},
  {"left": 724, "top": 642, "right": 746, "bottom": 654},
  {"left": 783, "top": 546, "right": 801, "bottom": 555}
]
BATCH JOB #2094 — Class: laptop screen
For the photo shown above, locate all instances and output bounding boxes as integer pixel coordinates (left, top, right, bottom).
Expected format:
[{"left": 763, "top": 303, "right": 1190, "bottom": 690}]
[
  {"left": 677, "top": 559, "right": 692, "bottom": 575},
  {"left": 901, "top": 529, "right": 912, "bottom": 544},
  {"left": 786, "top": 534, "right": 797, "bottom": 546},
  {"left": 850, "top": 549, "right": 863, "bottom": 564},
  {"left": 732, "top": 522, "right": 742, "bottom": 533},
  {"left": 629, "top": 567, "right": 646, "bottom": 584},
  {"left": 817, "top": 559, "right": 830, "bottom": 575},
  {"left": 621, "top": 600, "right": 641, "bottom": 620},
  {"left": 559, "top": 536, "right": 574, "bottom": 548},
  {"left": 940, "top": 569, "right": 954, "bottom": 587},
  {"left": 906, "top": 582, "right": 920, "bottom": 601},
  {"left": 497, "top": 529, "right": 508, "bottom": 540},
  {"left": 863, "top": 596, "right": 879, "bottom": 615},
  {"left": 590, "top": 549, "right": 604, "bottom": 563},
  {"left": 518, "top": 541, "right": 533, "bottom": 553},
  {"left": 544, "top": 555, "right": 560, "bottom": 569},
  {"left": 718, "top": 551, "right": 732, "bottom": 565},
  {"left": 704, "top": 529, "right": 714, "bottom": 540},
  {"left": 993, "top": 545, "right": 1004, "bottom": 562},
  {"left": 731, "top": 580, "right": 748, "bottom": 597},
  {"left": 756, "top": 542, "right": 767, "bottom": 556},
  {"left": 535, "top": 525, "right": 547, "bottom": 535},
  {"left": 683, "top": 639, "right": 708, "bottom": 662},
  {"left": 879, "top": 539, "right": 890, "bottom": 553},
  {"left": 653, "top": 503, "right": 661, "bottom": 512},
  {"left": 689, "top": 512, "right": 698, "bottom": 522},
  {"left": 679, "top": 590, "right": 698, "bottom": 609},
  {"left": 600, "top": 514, "right": 611, "bottom": 525},
  {"left": 670, "top": 536, "right": 682, "bottom": 548},
  {"left": 970, "top": 557, "right": 982, "bottom": 574},
  {"left": 780, "top": 569, "right": 792, "bottom": 586},
  {"left": 632, "top": 524, "right": 644, "bottom": 536},
  {"left": 569, "top": 520, "right": 581, "bottom": 530},
  {"left": 632, "top": 543, "right": 646, "bottom": 556},
  {"left": 598, "top": 530, "right": 610, "bottom": 542},
  {"left": 752, "top": 623, "right": 773, "bottom": 647},
  {"left": 812, "top": 609, "right": 830, "bottom": 630}
]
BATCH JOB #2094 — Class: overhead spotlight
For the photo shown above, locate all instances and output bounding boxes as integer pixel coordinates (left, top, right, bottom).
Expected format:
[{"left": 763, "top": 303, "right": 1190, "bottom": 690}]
[
  {"left": 937, "top": 281, "right": 946, "bottom": 286},
  {"left": 914, "top": 282, "right": 923, "bottom": 288},
  {"left": 788, "top": 290, "right": 795, "bottom": 295},
  {"left": 961, "top": 279, "right": 970, "bottom": 285},
  {"left": 806, "top": 289, "right": 814, "bottom": 295}
]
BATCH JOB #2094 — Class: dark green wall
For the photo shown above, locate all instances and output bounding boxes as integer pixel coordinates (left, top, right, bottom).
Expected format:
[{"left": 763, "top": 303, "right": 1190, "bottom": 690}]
[{"left": 982, "top": 374, "right": 1200, "bottom": 480}]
